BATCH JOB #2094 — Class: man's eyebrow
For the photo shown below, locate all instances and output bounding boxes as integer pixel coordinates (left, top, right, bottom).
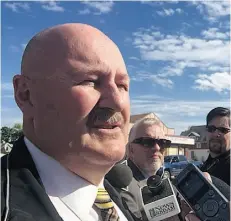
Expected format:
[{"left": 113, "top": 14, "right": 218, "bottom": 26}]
[
  {"left": 116, "top": 72, "right": 130, "bottom": 82},
  {"left": 66, "top": 67, "right": 130, "bottom": 82},
  {"left": 66, "top": 67, "right": 100, "bottom": 76}
]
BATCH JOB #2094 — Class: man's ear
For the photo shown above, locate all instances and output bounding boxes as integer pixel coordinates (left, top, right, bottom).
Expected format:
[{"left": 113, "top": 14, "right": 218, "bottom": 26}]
[{"left": 13, "top": 74, "right": 33, "bottom": 116}]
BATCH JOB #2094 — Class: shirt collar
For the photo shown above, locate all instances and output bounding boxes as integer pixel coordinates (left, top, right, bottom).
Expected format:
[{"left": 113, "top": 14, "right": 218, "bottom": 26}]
[{"left": 24, "top": 137, "right": 102, "bottom": 218}]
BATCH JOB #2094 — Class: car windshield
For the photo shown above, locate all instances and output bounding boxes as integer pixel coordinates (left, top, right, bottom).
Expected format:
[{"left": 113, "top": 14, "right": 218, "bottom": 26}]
[{"left": 164, "top": 156, "right": 171, "bottom": 162}]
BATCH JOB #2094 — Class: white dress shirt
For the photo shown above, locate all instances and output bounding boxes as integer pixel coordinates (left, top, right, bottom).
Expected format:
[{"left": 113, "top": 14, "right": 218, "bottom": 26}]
[{"left": 25, "top": 137, "right": 128, "bottom": 221}]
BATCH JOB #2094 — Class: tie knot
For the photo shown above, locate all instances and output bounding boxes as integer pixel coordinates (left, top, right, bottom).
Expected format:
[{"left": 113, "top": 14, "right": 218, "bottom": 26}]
[{"left": 95, "top": 188, "right": 113, "bottom": 209}]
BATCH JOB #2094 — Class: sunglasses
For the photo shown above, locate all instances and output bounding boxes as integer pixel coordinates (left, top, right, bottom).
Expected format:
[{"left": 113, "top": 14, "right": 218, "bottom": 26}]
[
  {"left": 206, "top": 125, "right": 230, "bottom": 134},
  {"left": 132, "top": 137, "right": 171, "bottom": 149}
]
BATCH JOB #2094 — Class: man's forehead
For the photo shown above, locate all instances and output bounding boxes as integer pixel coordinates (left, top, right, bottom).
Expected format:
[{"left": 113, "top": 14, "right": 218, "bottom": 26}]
[
  {"left": 136, "top": 123, "right": 165, "bottom": 138},
  {"left": 209, "top": 116, "right": 230, "bottom": 127},
  {"left": 66, "top": 61, "right": 129, "bottom": 80}
]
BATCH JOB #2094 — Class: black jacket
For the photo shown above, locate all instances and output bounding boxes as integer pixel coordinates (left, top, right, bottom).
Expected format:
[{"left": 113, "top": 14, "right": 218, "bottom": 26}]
[
  {"left": 200, "top": 150, "right": 230, "bottom": 186},
  {"left": 1, "top": 137, "right": 135, "bottom": 221}
]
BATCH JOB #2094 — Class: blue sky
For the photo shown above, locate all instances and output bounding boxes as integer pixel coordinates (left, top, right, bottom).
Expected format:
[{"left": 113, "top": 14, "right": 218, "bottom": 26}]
[{"left": 1, "top": 1, "right": 230, "bottom": 134}]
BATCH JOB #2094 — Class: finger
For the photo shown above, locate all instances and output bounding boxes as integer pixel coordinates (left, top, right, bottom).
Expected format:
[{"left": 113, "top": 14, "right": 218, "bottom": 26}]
[{"left": 203, "top": 172, "right": 212, "bottom": 183}]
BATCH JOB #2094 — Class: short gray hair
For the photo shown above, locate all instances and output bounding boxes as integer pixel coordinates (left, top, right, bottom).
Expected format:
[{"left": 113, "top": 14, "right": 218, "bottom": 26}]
[{"left": 128, "top": 118, "right": 161, "bottom": 143}]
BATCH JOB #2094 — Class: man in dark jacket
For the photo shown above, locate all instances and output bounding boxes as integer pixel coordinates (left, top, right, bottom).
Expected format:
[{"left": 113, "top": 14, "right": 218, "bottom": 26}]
[
  {"left": 121, "top": 118, "right": 192, "bottom": 221},
  {"left": 1, "top": 23, "right": 134, "bottom": 221},
  {"left": 200, "top": 107, "right": 230, "bottom": 185}
]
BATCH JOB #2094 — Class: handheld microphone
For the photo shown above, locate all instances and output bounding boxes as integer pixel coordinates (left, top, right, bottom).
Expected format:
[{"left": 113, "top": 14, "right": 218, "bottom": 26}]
[
  {"left": 141, "top": 175, "right": 181, "bottom": 221},
  {"left": 105, "top": 163, "right": 133, "bottom": 189}
]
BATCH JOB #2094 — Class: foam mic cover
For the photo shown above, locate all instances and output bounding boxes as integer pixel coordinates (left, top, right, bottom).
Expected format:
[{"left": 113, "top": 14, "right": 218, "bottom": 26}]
[
  {"left": 211, "top": 175, "right": 230, "bottom": 200},
  {"left": 147, "top": 175, "right": 163, "bottom": 195},
  {"left": 105, "top": 163, "right": 133, "bottom": 188}
]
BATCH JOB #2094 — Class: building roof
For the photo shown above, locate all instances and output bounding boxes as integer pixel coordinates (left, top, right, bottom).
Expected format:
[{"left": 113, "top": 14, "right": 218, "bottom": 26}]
[
  {"left": 130, "top": 113, "right": 152, "bottom": 123},
  {"left": 188, "top": 132, "right": 200, "bottom": 137},
  {"left": 130, "top": 112, "right": 174, "bottom": 130},
  {"left": 180, "top": 125, "right": 207, "bottom": 142}
]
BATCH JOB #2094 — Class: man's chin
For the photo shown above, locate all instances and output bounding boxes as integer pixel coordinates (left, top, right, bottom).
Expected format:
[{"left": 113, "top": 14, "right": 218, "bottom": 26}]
[{"left": 209, "top": 145, "right": 221, "bottom": 154}]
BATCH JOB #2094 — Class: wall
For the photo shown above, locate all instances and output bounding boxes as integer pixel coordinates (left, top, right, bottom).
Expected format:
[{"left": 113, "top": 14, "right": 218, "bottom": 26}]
[{"left": 185, "top": 149, "right": 209, "bottom": 162}]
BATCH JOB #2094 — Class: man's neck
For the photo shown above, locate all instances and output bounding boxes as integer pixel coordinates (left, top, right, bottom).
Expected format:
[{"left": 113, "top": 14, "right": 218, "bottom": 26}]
[
  {"left": 210, "top": 149, "right": 230, "bottom": 159},
  {"left": 132, "top": 161, "right": 157, "bottom": 179}
]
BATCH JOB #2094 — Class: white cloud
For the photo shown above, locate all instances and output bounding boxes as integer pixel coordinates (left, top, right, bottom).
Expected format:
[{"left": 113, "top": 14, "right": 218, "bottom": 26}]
[
  {"left": 219, "top": 21, "right": 230, "bottom": 30},
  {"left": 4, "top": 2, "right": 30, "bottom": 12},
  {"left": 194, "top": 72, "right": 231, "bottom": 93},
  {"left": 130, "top": 96, "right": 230, "bottom": 134},
  {"left": 150, "top": 75, "right": 174, "bottom": 88},
  {"left": 80, "top": 1, "right": 114, "bottom": 15},
  {"left": 9, "top": 45, "right": 20, "bottom": 53},
  {"left": 193, "top": 1, "right": 230, "bottom": 22},
  {"left": 2, "top": 83, "right": 13, "bottom": 91},
  {"left": 158, "top": 62, "right": 187, "bottom": 77},
  {"left": 130, "top": 26, "right": 230, "bottom": 90},
  {"left": 157, "top": 8, "right": 175, "bottom": 16},
  {"left": 41, "top": 1, "right": 64, "bottom": 12},
  {"left": 132, "top": 94, "right": 173, "bottom": 101},
  {"left": 78, "top": 8, "right": 91, "bottom": 15},
  {"left": 132, "top": 27, "right": 229, "bottom": 69},
  {"left": 129, "top": 57, "right": 140, "bottom": 60},
  {"left": 141, "top": 1, "right": 178, "bottom": 6},
  {"left": 1, "top": 112, "right": 22, "bottom": 127},
  {"left": 9, "top": 44, "right": 26, "bottom": 53},
  {"left": 156, "top": 7, "right": 183, "bottom": 17},
  {"left": 2, "top": 95, "right": 15, "bottom": 99},
  {"left": 130, "top": 70, "right": 174, "bottom": 88},
  {"left": 201, "top": 28, "right": 229, "bottom": 39},
  {"left": 176, "top": 8, "right": 183, "bottom": 14},
  {"left": 21, "top": 43, "right": 27, "bottom": 50},
  {"left": 140, "top": 1, "right": 164, "bottom": 6}
]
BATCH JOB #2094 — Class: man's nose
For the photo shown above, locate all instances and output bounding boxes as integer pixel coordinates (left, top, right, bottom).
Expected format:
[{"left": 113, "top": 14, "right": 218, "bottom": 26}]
[
  {"left": 151, "top": 143, "right": 161, "bottom": 152},
  {"left": 212, "top": 129, "right": 221, "bottom": 137},
  {"left": 99, "top": 82, "right": 127, "bottom": 112}
]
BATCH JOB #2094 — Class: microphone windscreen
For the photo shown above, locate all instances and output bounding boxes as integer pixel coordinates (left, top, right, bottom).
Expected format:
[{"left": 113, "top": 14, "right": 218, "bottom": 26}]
[
  {"left": 211, "top": 176, "right": 230, "bottom": 200},
  {"left": 105, "top": 163, "right": 133, "bottom": 189}
]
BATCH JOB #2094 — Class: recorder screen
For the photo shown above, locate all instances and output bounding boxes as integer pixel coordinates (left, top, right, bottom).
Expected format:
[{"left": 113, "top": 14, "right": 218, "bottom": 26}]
[{"left": 178, "top": 171, "right": 209, "bottom": 205}]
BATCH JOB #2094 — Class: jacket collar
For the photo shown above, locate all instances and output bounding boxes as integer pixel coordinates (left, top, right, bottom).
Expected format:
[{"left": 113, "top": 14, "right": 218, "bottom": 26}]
[
  {"left": 127, "top": 159, "right": 145, "bottom": 181},
  {"left": 7, "top": 136, "right": 43, "bottom": 186},
  {"left": 5, "top": 137, "right": 136, "bottom": 221},
  {"left": 207, "top": 149, "right": 230, "bottom": 162}
]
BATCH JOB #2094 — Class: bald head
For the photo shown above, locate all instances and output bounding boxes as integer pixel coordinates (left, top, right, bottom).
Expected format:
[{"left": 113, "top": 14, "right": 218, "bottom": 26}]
[
  {"left": 129, "top": 118, "right": 164, "bottom": 143},
  {"left": 21, "top": 23, "right": 121, "bottom": 78},
  {"left": 14, "top": 23, "right": 130, "bottom": 185}
]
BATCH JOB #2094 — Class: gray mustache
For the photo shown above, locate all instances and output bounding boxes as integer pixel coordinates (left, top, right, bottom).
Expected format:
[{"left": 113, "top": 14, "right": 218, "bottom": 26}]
[{"left": 88, "top": 108, "right": 124, "bottom": 125}]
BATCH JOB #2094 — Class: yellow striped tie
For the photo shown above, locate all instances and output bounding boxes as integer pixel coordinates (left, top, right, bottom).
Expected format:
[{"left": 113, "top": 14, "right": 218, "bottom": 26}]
[{"left": 94, "top": 188, "right": 120, "bottom": 221}]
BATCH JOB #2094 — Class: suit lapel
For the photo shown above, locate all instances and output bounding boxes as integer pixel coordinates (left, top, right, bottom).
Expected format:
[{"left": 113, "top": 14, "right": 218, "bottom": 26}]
[
  {"left": 127, "top": 159, "right": 145, "bottom": 182},
  {"left": 6, "top": 136, "right": 63, "bottom": 221},
  {"left": 104, "top": 179, "right": 135, "bottom": 221}
]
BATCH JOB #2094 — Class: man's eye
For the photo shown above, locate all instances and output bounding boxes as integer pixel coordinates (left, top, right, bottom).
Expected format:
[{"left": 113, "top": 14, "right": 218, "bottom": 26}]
[
  {"left": 117, "top": 84, "right": 129, "bottom": 91},
  {"left": 79, "top": 80, "right": 98, "bottom": 87}
]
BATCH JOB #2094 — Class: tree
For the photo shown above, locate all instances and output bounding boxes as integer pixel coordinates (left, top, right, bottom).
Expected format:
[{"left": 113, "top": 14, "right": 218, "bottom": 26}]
[
  {"left": 1, "top": 123, "right": 23, "bottom": 145},
  {"left": 13, "top": 123, "right": 22, "bottom": 130},
  {"left": 1, "top": 126, "right": 12, "bottom": 144}
]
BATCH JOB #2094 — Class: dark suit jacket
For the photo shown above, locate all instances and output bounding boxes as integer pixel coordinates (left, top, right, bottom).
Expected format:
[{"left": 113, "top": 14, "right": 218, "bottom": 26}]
[
  {"left": 200, "top": 150, "right": 230, "bottom": 186},
  {"left": 1, "top": 137, "right": 135, "bottom": 221}
]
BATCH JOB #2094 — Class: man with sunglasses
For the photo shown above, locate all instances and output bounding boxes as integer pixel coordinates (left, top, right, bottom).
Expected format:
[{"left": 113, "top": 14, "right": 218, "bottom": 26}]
[
  {"left": 120, "top": 118, "right": 174, "bottom": 221},
  {"left": 127, "top": 118, "right": 170, "bottom": 179},
  {"left": 200, "top": 107, "right": 230, "bottom": 185}
]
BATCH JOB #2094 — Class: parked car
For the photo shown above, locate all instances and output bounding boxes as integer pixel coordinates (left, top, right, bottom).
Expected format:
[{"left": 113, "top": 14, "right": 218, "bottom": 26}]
[{"left": 163, "top": 155, "right": 203, "bottom": 179}]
